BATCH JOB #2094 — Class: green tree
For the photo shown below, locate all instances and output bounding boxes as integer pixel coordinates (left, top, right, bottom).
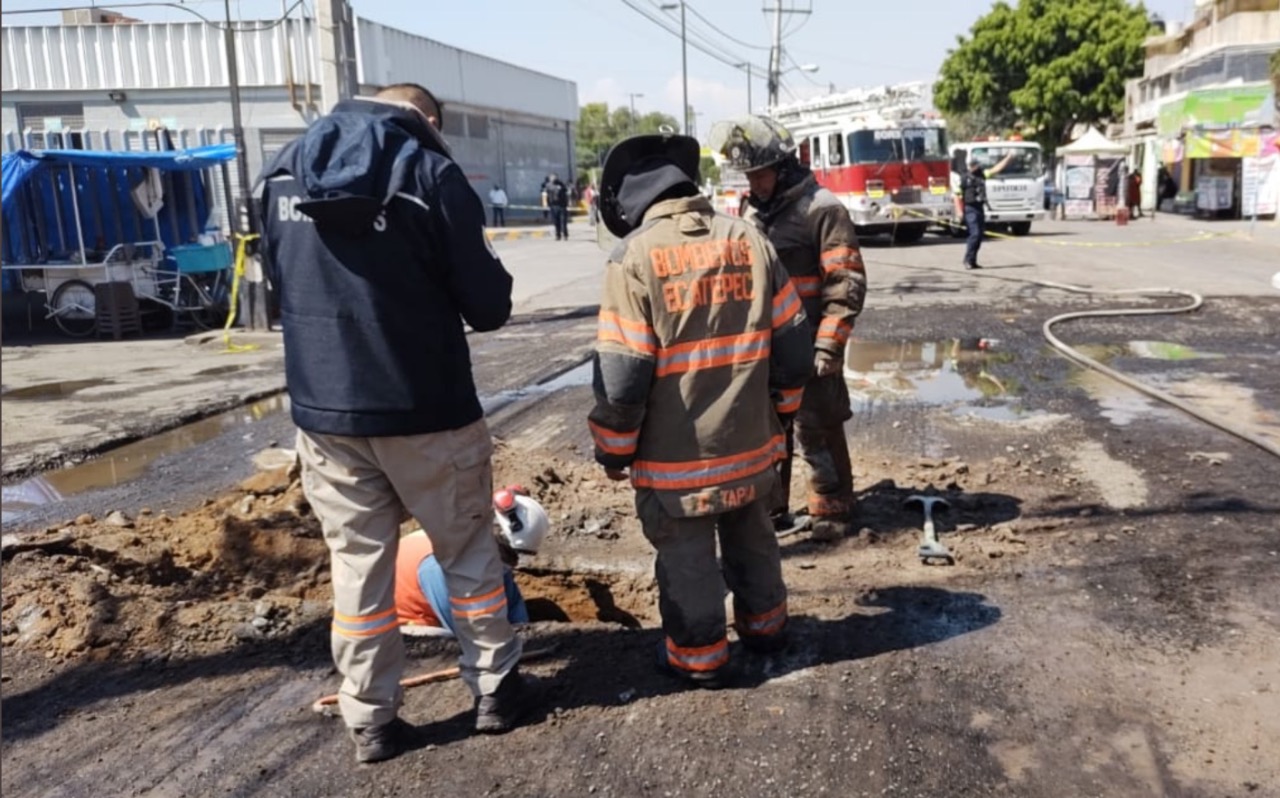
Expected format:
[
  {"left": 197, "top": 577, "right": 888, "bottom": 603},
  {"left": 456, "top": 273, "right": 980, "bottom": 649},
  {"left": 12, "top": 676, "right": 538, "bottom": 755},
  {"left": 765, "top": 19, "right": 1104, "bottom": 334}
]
[
  {"left": 575, "top": 103, "right": 680, "bottom": 177},
  {"left": 934, "top": 0, "right": 1154, "bottom": 146}
]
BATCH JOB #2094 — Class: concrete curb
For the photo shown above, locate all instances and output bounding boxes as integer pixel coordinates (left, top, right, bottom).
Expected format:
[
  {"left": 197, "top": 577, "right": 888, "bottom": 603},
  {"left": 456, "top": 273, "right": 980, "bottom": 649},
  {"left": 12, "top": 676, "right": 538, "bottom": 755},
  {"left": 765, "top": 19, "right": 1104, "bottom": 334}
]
[{"left": 485, "top": 228, "right": 555, "bottom": 241}]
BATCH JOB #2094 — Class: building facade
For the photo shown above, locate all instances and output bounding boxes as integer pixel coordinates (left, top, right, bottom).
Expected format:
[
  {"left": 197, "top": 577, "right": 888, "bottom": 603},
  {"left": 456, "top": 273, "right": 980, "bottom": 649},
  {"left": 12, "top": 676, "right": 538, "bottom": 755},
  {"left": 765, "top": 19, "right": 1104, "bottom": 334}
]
[
  {"left": 1, "top": 10, "right": 578, "bottom": 229},
  {"left": 1121, "top": 0, "right": 1279, "bottom": 216}
]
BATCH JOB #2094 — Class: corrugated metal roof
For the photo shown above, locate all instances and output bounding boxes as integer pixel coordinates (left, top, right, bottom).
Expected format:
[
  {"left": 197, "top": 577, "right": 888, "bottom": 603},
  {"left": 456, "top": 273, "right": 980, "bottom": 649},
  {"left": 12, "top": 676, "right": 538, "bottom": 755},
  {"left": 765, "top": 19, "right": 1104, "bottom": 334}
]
[
  {"left": 354, "top": 18, "right": 577, "bottom": 121},
  {"left": 2, "top": 16, "right": 578, "bottom": 122}
]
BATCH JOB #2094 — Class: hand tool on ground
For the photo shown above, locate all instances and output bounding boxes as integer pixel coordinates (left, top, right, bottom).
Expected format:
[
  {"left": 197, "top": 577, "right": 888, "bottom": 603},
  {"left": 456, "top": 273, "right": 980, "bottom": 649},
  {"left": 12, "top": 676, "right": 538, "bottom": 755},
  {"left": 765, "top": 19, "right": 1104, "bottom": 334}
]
[
  {"left": 311, "top": 644, "right": 559, "bottom": 715},
  {"left": 905, "top": 495, "right": 954, "bottom": 565}
]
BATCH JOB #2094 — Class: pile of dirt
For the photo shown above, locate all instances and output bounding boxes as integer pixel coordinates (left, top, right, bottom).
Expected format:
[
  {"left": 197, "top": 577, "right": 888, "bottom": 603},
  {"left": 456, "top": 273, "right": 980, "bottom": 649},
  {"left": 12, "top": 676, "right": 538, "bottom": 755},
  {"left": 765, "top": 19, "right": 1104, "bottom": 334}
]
[
  {"left": 0, "top": 444, "right": 654, "bottom": 665},
  {"left": 1, "top": 464, "right": 330, "bottom": 664}
]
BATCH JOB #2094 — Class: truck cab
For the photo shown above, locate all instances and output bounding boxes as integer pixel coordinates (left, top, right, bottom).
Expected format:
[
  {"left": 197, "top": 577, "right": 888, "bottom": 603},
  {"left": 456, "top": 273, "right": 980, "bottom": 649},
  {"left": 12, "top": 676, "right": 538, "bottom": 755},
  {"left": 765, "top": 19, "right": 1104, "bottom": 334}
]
[{"left": 950, "top": 139, "right": 1045, "bottom": 236}]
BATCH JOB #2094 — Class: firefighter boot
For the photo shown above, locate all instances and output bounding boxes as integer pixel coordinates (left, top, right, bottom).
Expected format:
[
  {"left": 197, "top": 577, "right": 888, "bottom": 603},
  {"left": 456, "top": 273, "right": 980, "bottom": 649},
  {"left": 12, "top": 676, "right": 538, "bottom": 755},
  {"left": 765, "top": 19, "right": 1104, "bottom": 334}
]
[{"left": 809, "top": 515, "right": 852, "bottom": 542}]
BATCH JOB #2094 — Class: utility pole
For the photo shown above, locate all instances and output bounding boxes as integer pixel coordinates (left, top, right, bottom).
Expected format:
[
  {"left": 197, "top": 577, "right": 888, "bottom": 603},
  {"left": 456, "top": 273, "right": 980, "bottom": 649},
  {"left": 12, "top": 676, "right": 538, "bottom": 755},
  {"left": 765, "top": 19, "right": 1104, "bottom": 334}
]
[
  {"left": 659, "top": 3, "right": 689, "bottom": 134},
  {"left": 317, "top": 0, "right": 355, "bottom": 112},
  {"left": 736, "top": 62, "right": 754, "bottom": 112},
  {"left": 764, "top": 2, "right": 811, "bottom": 108},
  {"left": 628, "top": 92, "right": 644, "bottom": 133}
]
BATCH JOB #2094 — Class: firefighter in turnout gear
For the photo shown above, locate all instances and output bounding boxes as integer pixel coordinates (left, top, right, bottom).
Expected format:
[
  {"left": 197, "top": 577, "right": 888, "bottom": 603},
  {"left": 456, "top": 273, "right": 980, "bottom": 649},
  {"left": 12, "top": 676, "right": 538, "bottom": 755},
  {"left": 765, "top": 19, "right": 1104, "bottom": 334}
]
[
  {"left": 708, "top": 115, "right": 868, "bottom": 543},
  {"left": 589, "top": 132, "right": 814, "bottom": 687}
]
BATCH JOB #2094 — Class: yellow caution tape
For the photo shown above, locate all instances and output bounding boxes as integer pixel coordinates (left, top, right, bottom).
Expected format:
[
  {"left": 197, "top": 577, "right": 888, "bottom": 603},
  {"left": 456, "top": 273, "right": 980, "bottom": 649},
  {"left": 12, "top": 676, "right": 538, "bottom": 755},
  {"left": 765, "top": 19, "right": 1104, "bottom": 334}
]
[
  {"left": 221, "top": 233, "right": 261, "bottom": 354},
  {"left": 903, "top": 208, "right": 1237, "bottom": 248}
]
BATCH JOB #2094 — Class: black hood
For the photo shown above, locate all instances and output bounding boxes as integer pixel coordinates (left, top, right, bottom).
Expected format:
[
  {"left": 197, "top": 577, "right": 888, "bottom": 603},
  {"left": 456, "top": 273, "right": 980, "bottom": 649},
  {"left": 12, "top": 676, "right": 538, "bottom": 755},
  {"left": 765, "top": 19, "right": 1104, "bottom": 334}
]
[
  {"left": 617, "top": 159, "right": 697, "bottom": 230},
  {"left": 599, "top": 133, "right": 701, "bottom": 237},
  {"left": 270, "top": 99, "right": 451, "bottom": 236}
]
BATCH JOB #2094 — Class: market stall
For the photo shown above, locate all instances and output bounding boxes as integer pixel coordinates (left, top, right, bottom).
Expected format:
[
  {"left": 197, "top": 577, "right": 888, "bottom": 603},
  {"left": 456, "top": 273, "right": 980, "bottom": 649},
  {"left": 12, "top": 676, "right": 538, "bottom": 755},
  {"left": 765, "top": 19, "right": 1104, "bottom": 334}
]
[{"left": 1055, "top": 128, "right": 1129, "bottom": 220}]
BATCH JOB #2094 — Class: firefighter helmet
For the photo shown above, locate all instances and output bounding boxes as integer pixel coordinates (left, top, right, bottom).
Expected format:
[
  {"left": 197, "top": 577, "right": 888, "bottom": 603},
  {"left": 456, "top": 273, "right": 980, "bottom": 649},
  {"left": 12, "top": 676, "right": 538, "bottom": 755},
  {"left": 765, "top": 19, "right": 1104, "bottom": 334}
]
[
  {"left": 706, "top": 115, "right": 797, "bottom": 173},
  {"left": 598, "top": 129, "right": 701, "bottom": 238},
  {"left": 493, "top": 487, "right": 550, "bottom": 556}
]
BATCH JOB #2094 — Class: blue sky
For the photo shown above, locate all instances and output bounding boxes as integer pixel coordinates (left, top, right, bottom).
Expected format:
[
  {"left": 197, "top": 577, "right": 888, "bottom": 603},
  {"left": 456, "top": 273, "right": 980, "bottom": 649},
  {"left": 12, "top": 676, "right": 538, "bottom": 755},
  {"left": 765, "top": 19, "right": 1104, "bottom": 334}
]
[{"left": 4, "top": 0, "right": 1197, "bottom": 127}]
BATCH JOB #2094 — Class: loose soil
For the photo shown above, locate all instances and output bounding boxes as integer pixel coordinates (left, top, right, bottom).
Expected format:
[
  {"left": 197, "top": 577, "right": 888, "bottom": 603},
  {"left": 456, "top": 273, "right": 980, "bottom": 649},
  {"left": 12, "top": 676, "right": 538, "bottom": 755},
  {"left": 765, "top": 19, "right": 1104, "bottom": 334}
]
[{"left": 3, "top": 296, "right": 1279, "bottom": 798}]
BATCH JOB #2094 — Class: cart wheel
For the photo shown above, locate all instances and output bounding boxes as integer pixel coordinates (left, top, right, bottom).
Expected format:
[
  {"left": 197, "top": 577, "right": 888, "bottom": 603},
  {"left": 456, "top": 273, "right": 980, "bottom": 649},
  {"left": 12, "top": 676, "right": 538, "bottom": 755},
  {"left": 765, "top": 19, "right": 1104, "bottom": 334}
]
[
  {"left": 50, "top": 279, "right": 97, "bottom": 337},
  {"left": 180, "top": 272, "right": 231, "bottom": 331}
]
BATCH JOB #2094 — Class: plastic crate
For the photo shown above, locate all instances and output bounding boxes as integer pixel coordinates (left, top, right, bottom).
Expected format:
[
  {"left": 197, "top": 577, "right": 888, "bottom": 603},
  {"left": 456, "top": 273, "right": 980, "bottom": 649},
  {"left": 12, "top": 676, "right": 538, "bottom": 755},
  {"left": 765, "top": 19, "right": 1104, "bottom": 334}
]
[{"left": 170, "top": 243, "right": 233, "bottom": 273}]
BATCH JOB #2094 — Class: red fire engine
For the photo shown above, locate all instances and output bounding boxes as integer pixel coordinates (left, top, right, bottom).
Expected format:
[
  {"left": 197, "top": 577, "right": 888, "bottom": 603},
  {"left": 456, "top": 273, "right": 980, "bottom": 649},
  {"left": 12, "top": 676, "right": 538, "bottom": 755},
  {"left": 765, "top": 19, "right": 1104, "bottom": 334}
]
[{"left": 770, "top": 82, "right": 954, "bottom": 243}]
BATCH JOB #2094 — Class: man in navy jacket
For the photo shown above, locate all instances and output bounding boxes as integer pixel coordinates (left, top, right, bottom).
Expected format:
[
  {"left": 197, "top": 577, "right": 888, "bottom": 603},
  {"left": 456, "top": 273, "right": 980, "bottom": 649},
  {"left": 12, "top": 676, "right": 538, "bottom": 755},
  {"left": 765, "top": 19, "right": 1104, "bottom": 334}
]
[{"left": 259, "top": 83, "right": 538, "bottom": 764}]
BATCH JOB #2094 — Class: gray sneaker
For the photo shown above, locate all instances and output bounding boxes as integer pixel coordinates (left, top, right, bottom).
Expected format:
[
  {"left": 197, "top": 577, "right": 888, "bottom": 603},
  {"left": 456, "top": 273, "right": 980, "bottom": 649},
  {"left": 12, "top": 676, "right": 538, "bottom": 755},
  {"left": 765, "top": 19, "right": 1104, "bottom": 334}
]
[
  {"left": 351, "top": 717, "right": 412, "bottom": 764},
  {"left": 475, "top": 668, "right": 540, "bottom": 734}
]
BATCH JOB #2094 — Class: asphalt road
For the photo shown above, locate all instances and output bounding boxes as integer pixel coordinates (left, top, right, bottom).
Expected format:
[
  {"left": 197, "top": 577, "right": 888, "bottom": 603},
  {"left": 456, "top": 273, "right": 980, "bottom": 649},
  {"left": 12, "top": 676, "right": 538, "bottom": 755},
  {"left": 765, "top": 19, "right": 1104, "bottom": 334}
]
[{"left": 3, "top": 214, "right": 1280, "bottom": 797}]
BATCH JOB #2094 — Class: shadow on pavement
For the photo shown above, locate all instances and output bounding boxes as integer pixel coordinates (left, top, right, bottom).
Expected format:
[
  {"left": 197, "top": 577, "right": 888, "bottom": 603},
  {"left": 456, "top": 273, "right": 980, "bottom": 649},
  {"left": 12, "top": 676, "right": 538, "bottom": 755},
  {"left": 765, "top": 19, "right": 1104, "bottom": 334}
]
[{"left": 1, "top": 584, "right": 1001, "bottom": 752}]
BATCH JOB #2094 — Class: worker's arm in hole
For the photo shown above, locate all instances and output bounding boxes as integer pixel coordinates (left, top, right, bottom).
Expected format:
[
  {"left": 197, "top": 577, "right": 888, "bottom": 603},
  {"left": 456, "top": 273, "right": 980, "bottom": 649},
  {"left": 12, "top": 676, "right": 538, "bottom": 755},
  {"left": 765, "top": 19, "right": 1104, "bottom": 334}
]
[{"left": 430, "top": 162, "right": 514, "bottom": 332}]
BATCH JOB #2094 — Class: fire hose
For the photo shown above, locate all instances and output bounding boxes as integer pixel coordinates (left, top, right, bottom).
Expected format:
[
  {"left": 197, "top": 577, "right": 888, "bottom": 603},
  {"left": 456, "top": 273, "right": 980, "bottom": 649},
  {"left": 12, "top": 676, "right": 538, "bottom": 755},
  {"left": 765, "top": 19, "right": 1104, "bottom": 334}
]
[{"left": 865, "top": 224, "right": 1280, "bottom": 461}]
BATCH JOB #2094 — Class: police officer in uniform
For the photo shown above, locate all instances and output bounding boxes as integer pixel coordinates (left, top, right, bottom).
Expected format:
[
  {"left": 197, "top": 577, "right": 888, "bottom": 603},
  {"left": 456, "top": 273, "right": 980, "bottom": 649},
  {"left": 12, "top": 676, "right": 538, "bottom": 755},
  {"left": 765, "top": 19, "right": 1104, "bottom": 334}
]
[{"left": 955, "top": 152, "right": 1014, "bottom": 270}]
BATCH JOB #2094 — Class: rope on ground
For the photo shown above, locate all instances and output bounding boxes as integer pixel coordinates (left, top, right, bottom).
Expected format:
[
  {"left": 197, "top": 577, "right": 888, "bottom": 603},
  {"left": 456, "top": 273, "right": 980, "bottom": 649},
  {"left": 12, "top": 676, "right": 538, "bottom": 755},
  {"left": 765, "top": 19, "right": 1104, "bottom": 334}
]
[
  {"left": 221, "top": 233, "right": 261, "bottom": 354},
  {"left": 309, "top": 644, "right": 559, "bottom": 715}
]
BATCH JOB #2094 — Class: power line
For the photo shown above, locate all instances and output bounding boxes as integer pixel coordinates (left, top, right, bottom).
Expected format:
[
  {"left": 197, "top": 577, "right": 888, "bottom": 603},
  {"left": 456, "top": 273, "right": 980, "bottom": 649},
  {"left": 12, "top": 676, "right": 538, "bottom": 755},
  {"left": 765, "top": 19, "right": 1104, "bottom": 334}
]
[
  {"left": 682, "top": 1, "right": 770, "bottom": 51},
  {"left": 620, "top": 0, "right": 763, "bottom": 77},
  {"left": 645, "top": 0, "right": 753, "bottom": 67}
]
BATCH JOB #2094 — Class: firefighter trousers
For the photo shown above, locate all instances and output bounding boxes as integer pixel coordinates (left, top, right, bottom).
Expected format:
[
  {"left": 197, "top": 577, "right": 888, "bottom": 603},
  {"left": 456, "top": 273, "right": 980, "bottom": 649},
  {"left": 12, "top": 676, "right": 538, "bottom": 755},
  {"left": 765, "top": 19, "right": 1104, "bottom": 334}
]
[
  {"left": 776, "top": 371, "right": 855, "bottom": 519},
  {"left": 297, "top": 420, "right": 521, "bottom": 729},
  {"left": 636, "top": 488, "right": 788, "bottom": 674}
]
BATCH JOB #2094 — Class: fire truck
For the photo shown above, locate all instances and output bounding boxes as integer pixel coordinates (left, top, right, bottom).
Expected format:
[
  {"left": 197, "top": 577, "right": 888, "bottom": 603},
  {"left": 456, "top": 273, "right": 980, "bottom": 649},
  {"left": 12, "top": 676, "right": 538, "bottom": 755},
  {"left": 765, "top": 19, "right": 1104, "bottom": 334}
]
[{"left": 770, "top": 82, "right": 953, "bottom": 243}]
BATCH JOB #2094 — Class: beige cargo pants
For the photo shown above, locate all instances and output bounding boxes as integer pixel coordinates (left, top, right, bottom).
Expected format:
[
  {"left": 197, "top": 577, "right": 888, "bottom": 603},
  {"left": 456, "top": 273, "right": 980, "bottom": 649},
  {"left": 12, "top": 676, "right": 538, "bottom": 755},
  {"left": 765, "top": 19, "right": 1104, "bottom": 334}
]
[{"left": 297, "top": 418, "right": 521, "bottom": 729}]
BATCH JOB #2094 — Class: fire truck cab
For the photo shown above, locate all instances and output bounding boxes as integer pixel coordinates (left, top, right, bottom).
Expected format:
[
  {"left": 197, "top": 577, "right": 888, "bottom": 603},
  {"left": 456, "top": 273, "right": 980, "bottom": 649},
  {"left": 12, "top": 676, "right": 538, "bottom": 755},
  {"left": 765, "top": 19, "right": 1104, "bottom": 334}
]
[
  {"left": 770, "top": 82, "right": 954, "bottom": 244},
  {"left": 949, "top": 138, "right": 1045, "bottom": 236}
]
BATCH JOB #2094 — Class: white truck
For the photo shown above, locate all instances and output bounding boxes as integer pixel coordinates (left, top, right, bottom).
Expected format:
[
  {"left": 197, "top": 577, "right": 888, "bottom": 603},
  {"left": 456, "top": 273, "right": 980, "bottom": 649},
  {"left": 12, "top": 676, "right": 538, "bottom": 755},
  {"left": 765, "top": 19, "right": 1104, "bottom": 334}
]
[{"left": 949, "top": 139, "right": 1045, "bottom": 236}]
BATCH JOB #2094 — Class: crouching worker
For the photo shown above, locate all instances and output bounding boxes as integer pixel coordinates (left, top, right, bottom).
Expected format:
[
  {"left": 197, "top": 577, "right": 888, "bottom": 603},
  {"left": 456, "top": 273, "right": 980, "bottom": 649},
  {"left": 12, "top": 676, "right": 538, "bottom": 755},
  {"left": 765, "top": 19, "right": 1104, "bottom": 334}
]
[
  {"left": 589, "top": 131, "right": 814, "bottom": 689},
  {"left": 397, "top": 487, "right": 548, "bottom": 636}
]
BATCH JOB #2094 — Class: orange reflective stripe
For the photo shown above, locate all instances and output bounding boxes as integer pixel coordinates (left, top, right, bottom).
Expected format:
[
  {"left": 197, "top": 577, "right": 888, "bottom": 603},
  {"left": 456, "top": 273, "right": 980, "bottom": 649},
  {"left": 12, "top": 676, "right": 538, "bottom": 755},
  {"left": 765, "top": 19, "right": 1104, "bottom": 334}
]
[
  {"left": 589, "top": 419, "right": 639, "bottom": 456},
  {"left": 332, "top": 606, "right": 400, "bottom": 638},
  {"left": 737, "top": 600, "right": 787, "bottom": 637},
  {"left": 771, "top": 280, "right": 802, "bottom": 329},
  {"left": 598, "top": 311, "right": 657, "bottom": 355},
  {"left": 809, "top": 493, "right": 853, "bottom": 516},
  {"left": 792, "top": 275, "right": 821, "bottom": 299},
  {"left": 632, "top": 434, "right": 786, "bottom": 490},
  {"left": 816, "top": 317, "right": 852, "bottom": 346},
  {"left": 820, "top": 246, "right": 862, "bottom": 274},
  {"left": 666, "top": 636, "right": 730, "bottom": 672},
  {"left": 450, "top": 585, "right": 507, "bottom": 618},
  {"left": 775, "top": 386, "right": 803, "bottom": 415},
  {"left": 655, "top": 330, "right": 770, "bottom": 377}
]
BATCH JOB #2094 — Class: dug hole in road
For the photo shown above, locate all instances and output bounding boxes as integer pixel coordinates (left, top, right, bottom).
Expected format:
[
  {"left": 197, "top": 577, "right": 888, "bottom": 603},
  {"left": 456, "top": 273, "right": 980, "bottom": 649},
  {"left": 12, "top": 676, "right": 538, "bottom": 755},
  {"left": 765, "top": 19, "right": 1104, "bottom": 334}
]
[{"left": 3, "top": 223, "right": 1280, "bottom": 798}]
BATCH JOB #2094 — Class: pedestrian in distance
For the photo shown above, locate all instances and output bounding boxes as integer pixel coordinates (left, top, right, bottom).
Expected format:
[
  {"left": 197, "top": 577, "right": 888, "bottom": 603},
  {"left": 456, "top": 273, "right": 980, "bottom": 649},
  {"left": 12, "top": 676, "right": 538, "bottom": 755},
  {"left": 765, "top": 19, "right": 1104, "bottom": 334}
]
[
  {"left": 258, "top": 82, "right": 540, "bottom": 765},
  {"left": 488, "top": 184, "right": 509, "bottom": 227},
  {"left": 1126, "top": 169, "right": 1143, "bottom": 219},
  {"left": 544, "top": 172, "right": 571, "bottom": 240},
  {"left": 589, "top": 131, "right": 814, "bottom": 688},
  {"left": 708, "top": 114, "right": 867, "bottom": 543},
  {"left": 954, "top": 151, "right": 1015, "bottom": 269}
]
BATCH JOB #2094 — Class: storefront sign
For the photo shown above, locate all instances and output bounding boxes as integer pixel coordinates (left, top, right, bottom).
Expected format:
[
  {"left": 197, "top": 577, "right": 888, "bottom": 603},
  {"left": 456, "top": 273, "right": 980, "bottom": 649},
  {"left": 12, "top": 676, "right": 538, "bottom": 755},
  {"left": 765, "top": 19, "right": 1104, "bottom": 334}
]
[
  {"left": 1158, "top": 85, "right": 1274, "bottom": 138},
  {"left": 1186, "top": 129, "right": 1272, "bottom": 159},
  {"left": 1242, "top": 154, "right": 1279, "bottom": 216}
]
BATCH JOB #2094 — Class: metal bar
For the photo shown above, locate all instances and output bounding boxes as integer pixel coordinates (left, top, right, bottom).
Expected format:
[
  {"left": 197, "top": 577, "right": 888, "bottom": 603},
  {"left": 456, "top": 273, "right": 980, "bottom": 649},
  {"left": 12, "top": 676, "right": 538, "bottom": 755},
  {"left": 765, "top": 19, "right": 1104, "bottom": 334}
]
[{"left": 66, "top": 164, "right": 88, "bottom": 262}]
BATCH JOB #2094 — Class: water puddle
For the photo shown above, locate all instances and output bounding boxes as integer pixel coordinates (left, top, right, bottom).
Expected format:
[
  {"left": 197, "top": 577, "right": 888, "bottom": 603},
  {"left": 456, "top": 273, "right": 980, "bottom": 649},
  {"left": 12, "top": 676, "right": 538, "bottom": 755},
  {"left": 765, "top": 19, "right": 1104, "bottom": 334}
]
[
  {"left": 2, "top": 379, "right": 114, "bottom": 401},
  {"left": 1, "top": 394, "right": 289, "bottom": 527},
  {"left": 1074, "top": 341, "right": 1222, "bottom": 363},
  {"left": 481, "top": 359, "right": 594, "bottom": 416},
  {"left": 844, "top": 339, "right": 1024, "bottom": 417},
  {"left": 196, "top": 365, "right": 250, "bottom": 377}
]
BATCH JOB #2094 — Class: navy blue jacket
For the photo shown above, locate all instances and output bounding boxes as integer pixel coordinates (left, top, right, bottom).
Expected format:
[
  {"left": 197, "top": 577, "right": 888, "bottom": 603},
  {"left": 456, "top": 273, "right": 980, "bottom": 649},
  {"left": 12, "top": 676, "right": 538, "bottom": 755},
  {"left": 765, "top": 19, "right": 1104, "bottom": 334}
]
[{"left": 258, "top": 98, "right": 513, "bottom": 437}]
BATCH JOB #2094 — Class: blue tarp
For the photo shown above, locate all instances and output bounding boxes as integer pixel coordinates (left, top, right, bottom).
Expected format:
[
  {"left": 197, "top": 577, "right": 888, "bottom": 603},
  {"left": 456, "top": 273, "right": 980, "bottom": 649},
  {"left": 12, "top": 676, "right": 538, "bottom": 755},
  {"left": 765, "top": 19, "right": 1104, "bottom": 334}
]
[{"left": 1, "top": 144, "right": 237, "bottom": 287}]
